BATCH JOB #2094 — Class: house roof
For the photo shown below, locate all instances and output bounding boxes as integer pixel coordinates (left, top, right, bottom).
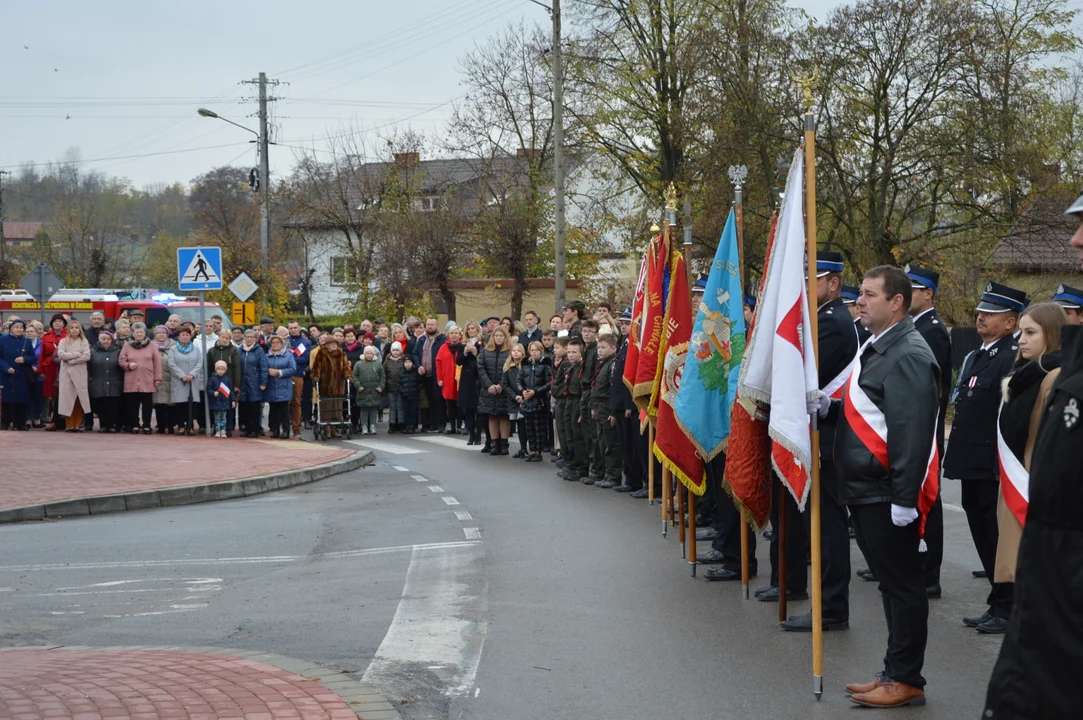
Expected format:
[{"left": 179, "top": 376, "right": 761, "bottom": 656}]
[
  {"left": 420, "top": 278, "right": 583, "bottom": 291},
  {"left": 992, "top": 196, "right": 1080, "bottom": 272},
  {"left": 2, "top": 221, "right": 44, "bottom": 241}
]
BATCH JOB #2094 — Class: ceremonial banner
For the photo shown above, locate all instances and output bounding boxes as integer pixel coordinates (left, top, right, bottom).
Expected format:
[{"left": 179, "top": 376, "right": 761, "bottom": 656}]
[
  {"left": 674, "top": 208, "right": 746, "bottom": 461},
  {"left": 723, "top": 209, "right": 779, "bottom": 529},
  {"left": 653, "top": 251, "right": 706, "bottom": 494},
  {"left": 738, "top": 148, "right": 819, "bottom": 510},
  {"left": 631, "top": 234, "right": 668, "bottom": 412},
  {"left": 622, "top": 246, "right": 650, "bottom": 395}
]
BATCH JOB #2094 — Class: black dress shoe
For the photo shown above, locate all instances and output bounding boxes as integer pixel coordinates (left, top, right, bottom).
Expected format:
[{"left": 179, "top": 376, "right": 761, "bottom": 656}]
[
  {"left": 695, "top": 527, "right": 719, "bottom": 541},
  {"left": 781, "top": 612, "right": 849, "bottom": 632},
  {"left": 703, "top": 567, "right": 747, "bottom": 581},
  {"left": 976, "top": 616, "right": 1009, "bottom": 634},
  {"left": 630, "top": 488, "right": 649, "bottom": 498},
  {"left": 963, "top": 611, "right": 994, "bottom": 628},
  {"left": 762, "top": 529, "right": 774, "bottom": 540},
  {"left": 753, "top": 584, "right": 774, "bottom": 598},
  {"left": 613, "top": 484, "right": 635, "bottom": 493},
  {"left": 595, "top": 479, "right": 617, "bottom": 489},
  {"left": 757, "top": 586, "right": 809, "bottom": 602},
  {"left": 926, "top": 583, "right": 942, "bottom": 599},
  {"left": 972, "top": 569, "right": 988, "bottom": 578},
  {"left": 857, "top": 568, "right": 877, "bottom": 581},
  {"left": 580, "top": 476, "right": 598, "bottom": 485},
  {"left": 696, "top": 548, "right": 726, "bottom": 564}
]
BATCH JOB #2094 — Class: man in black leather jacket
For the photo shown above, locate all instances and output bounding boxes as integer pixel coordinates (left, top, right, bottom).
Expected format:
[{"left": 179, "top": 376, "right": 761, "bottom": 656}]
[{"left": 822, "top": 265, "right": 939, "bottom": 709}]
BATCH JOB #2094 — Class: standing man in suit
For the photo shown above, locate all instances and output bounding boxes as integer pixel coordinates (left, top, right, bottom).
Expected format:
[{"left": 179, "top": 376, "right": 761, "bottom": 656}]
[
  {"left": 943, "top": 281, "right": 1027, "bottom": 634},
  {"left": 1053, "top": 284, "right": 1083, "bottom": 325},
  {"left": 905, "top": 265, "right": 952, "bottom": 598},
  {"left": 781, "top": 251, "right": 860, "bottom": 631}
]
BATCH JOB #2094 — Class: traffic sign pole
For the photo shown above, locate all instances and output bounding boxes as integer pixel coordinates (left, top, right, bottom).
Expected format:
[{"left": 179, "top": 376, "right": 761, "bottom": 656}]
[
  {"left": 200, "top": 291, "right": 211, "bottom": 437},
  {"left": 38, "top": 264, "right": 46, "bottom": 326}
]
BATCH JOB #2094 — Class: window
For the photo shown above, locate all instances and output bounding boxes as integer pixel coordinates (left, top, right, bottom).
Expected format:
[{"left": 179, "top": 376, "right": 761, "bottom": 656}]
[
  {"left": 330, "top": 256, "right": 357, "bottom": 287},
  {"left": 417, "top": 195, "right": 441, "bottom": 212}
]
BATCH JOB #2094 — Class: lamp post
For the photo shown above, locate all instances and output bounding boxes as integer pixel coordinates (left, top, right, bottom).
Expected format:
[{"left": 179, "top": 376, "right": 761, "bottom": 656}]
[{"left": 197, "top": 107, "right": 270, "bottom": 282}]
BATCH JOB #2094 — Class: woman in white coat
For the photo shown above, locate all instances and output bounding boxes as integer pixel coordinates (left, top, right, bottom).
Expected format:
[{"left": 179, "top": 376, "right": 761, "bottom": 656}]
[{"left": 56, "top": 319, "right": 92, "bottom": 432}]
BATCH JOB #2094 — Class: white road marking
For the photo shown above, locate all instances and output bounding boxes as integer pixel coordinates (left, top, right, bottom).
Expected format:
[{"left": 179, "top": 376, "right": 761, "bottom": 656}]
[
  {"left": 944, "top": 502, "right": 964, "bottom": 513},
  {"left": 410, "top": 435, "right": 475, "bottom": 450},
  {"left": 463, "top": 528, "right": 481, "bottom": 540},
  {"left": 345, "top": 439, "right": 423, "bottom": 454},
  {"left": 362, "top": 544, "right": 487, "bottom": 699},
  {"left": 455, "top": 511, "right": 473, "bottom": 521},
  {"left": 412, "top": 474, "right": 428, "bottom": 482},
  {"left": 0, "top": 541, "right": 481, "bottom": 573},
  {"left": 393, "top": 465, "right": 410, "bottom": 472},
  {"left": 428, "top": 486, "right": 445, "bottom": 493},
  {"left": 169, "top": 603, "right": 209, "bottom": 610},
  {"left": 442, "top": 497, "right": 460, "bottom": 506}
]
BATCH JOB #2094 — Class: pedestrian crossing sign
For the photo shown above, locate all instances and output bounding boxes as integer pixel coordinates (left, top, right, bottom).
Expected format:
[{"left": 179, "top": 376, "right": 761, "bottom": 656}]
[{"left": 177, "top": 247, "right": 223, "bottom": 291}]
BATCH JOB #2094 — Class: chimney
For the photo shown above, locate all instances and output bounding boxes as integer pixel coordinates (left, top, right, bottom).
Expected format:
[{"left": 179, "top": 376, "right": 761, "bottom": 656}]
[{"left": 394, "top": 152, "right": 420, "bottom": 167}]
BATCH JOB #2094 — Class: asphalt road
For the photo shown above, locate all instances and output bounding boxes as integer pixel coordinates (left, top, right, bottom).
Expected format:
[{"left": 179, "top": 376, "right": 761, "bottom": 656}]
[{"left": 0, "top": 431, "right": 1001, "bottom": 719}]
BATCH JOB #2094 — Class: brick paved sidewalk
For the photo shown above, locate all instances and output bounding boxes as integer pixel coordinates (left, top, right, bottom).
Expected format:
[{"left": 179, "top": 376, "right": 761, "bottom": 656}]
[
  {"left": 0, "top": 432, "right": 353, "bottom": 511},
  {"left": 0, "top": 647, "right": 399, "bottom": 719}
]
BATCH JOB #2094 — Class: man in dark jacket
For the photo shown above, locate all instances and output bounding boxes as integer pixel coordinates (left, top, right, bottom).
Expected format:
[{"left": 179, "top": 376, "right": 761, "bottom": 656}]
[
  {"left": 906, "top": 264, "right": 952, "bottom": 598},
  {"left": 589, "top": 334, "right": 622, "bottom": 488},
  {"left": 782, "top": 251, "right": 860, "bottom": 632},
  {"left": 826, "top": 265, "right": 939, "bottom": 708},
  {"left": 943, "top": 280, "right": 1027, "bottom": 634},
  {"left": 412, "top": 317, "right": 446, "bottom": 432},
  {"left": 984, "top": 193, "right": 1083, "bottom": 719},
  {"left": 519, "top": 311, "right": 543, "bottom": 346}
]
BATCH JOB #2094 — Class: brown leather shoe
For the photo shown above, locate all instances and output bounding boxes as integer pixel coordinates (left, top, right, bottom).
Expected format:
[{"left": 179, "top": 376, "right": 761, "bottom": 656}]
[
  {"left": 850, "top": 680, "right": 925, "bottom": 707},
  {"left": 844, "top": 672, "right": 885, "bottom": 695}
]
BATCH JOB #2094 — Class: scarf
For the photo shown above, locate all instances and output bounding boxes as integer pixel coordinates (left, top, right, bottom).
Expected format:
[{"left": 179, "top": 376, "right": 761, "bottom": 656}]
[
  {"left": 128, "top": 336, "right": 151, "bottom": 349},
  {"left": 175, "top": 341, "right": 195, "bottom": 355},
  {"left": 155, "top": 338, "right": 172, "bottom": 351}
]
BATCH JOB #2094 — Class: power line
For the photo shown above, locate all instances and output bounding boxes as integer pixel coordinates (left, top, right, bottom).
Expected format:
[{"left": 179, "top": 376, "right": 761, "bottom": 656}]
[{"left": 0, "top": 142, "right": 251, "bottom": 170}]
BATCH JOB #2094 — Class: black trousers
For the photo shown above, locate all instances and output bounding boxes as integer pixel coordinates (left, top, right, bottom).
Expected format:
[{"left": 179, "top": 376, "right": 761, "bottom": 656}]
[
  {"left": 851, "top": 502, "right": 929, "bottom": 689},
  {"left": 463, "top": 407, "right": 478, "bottom": 440},
  {"left": 820, "top": 476, "right": 852, "bottom": 620},
  {"left": 268, "top": 401, "right": 290, "bottom": 436},
  {"left": 91, "top": 396, "right": 119, "bottom": 431},
  {"left": 707, "top": 454, "right": 758, "bottom": 573},
  {"left": 1, "top": 402, "right": 27, "bottom": 429},
  {"left": 239, "top": 401, "right": 262, "bottom": 432},
  {"left": 923, "top": 491, "right": 944, "bottom": 587},
  {"left": 769, "top": 474, "right": 807, "bottom": 592},
  {"left": 423, "top": 376, "right": 445, "bottom": 429},
  {"left": 154, "top": 403, "right": 170, "bottom": 431},
  {"left": 962, "top": 479, "right": 1013, "bottom": 617},
  {"left": 125, "top": 392, "right": 153, "bottom": 429},
  {"left": 615, "top": 413, "right": 643, "bottom": 489}
]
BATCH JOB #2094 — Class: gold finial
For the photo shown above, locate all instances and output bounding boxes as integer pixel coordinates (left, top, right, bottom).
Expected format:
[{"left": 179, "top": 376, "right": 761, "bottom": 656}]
[
  {"left": 650, "top": 223, "right": 661, "bottom": 233},
  {"left": 791, "top": 68, "right": 820, "bottom": 113},
  {"left": 664, "top": 182, "right": 678, "bottom": 212}
]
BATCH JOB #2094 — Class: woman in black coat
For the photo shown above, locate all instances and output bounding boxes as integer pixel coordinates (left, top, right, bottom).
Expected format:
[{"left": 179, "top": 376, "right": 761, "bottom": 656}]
[
  {"left": 476, "top": 327, "right": 511, "bottom": 455},
  {"left": 457, "top": 321, "right": 484, "bottom": 446}
]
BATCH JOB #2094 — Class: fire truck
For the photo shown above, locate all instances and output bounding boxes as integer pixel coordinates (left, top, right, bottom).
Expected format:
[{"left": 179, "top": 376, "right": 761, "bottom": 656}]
[{"left": 0, "top": 289, "right": 234, "bottom": 330}]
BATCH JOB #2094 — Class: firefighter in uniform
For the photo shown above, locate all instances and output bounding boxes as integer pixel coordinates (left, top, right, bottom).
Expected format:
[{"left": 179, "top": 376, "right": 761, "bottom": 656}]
[
  {"left": 983, "top": 190, "right": 1083, "bottom": 720},
  {"left": 943, "top": 280, "right": 1028, "bottom": 634},
  {"left": 1053, "top": 283, "right": 1083, "bottom": 325},
  {"left": 905, "top": 265, "right": 952, "bottom": 598},
  {"left": 842, "top": 285, "right": 871, "bottom": 343},
  {"left": 781, "top": 251, "right": 859, "bottom": 631}
]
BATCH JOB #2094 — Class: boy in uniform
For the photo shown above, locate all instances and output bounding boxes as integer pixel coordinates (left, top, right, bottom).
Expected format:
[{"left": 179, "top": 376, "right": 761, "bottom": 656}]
[
  {"left": 577, "top": 320, "right": 602, "bottom": 482},
  {"left": 561, "top": 339, "right": 589, "bottom": 481},
  {"left": 589, "top": 334, "right": 623, "bottom": 488},
  {"left": 550, "top": 337, "right": 569, "bottom": 467}
]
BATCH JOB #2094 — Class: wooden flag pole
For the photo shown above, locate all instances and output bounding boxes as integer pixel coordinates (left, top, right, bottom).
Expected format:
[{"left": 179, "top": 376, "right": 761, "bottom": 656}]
[
  {"left": 740, "top": 515, "right": 750, "bottom": 599},
  {"left": 648, "top": 421, "right": 656, "bottom": 506},
  {"left": 678, "top": 483, "right": 687, "bottom": 557},
  {"left": 682, "top": 194, "right": 697, "bottom": 572},
  {"left": 798, "top": 70, "right": 825, "bottom": 702},
  {"left": 728, "top": 164, "right": 749, "bottom": 595},
  {"left": 778, "top": 492, "right": 788, "bottom": 623},
  {"left": 662, "top": 466, "right": 672, "bottom": 537}
]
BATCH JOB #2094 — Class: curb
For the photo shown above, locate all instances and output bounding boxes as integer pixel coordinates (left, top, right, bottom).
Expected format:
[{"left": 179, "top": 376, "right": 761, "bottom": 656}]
[
  {"left": 0, "top": 450, "right": 375, "bottom": 525},
  {"left": 0, "top": 644, "right": 401, "bottom": 719}
]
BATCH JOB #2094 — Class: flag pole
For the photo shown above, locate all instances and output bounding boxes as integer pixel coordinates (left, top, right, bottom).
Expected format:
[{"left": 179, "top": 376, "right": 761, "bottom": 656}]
[
  {"left": 647, "top": 224, "right": 660, "bottom": 510},
  {"left": 661, "top": 187, "right": 678, "bottom": 539},
  {"left": 797, "top": 70, "right": 825, "bottom": 702},
  {"left": 729, "top": 164, "right": 749, "bottom": 597},
  {"left": 683, "top": 194, "right": 697, "bottom": 574}
]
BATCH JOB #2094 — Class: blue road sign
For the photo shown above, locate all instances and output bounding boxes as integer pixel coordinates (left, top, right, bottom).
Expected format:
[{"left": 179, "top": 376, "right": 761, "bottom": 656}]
[{"left": 177, "top": 247, "right": 223, "bottom": 291}]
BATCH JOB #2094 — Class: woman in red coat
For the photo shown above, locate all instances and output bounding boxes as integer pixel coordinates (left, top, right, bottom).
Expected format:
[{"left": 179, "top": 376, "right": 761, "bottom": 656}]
[
  {"left": 435, "top": 325, "right": 464, "bottom": 434},
  {"left": 39, "top": 313, "right": 68, "bottom": 430}
]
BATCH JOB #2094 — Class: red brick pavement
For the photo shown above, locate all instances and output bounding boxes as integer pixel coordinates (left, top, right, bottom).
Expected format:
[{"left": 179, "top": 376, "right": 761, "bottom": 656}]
[
  {"left": 0, "top": 432, "right": 352, "bottom": 510},
  {"left": 0, "top": 649, "right": 360, "bottom": 719}
]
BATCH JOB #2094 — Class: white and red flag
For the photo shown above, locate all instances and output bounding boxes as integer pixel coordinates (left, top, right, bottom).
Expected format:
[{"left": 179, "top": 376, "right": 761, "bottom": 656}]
[{"left": 737, "top": 148, "right": 819, "bottom": 510}]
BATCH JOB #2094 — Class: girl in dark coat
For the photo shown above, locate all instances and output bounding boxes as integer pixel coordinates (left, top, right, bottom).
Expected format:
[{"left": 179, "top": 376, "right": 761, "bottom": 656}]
[
  {"left": 457, "top": 320, "right": 485, "bottom": 447},
  {"left": 0, "top": 320, "right": 37, "bottom": 430},
  {"left": 518, "top": 341, "right": 553, "bottom": 461},
  {"left": 500, "top": 343, "right": 526, "bottom": 457},
  {"left": 477, "top": 327, "right": 512, "bottom": 455},
  {"left": 87, "top": 330, "right": 123, "bottom": 432},
  {"left": 397, "top": 355, "right": 420, "bottom": 433}
]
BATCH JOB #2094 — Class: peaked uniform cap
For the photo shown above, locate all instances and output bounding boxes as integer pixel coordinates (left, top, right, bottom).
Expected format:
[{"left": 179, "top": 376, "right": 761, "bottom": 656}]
[
  {"left": 816, "top": 251, "right": 844, "bottom": 277},
  {"left": 905, "top": 264, "right": 940, "bottom": 292},
  {"left": 1053, "top": 284, "right": 1083, "bottom": 309},
  {"left": 976, "top": 281, "right": 1027, "bottom": 313}
]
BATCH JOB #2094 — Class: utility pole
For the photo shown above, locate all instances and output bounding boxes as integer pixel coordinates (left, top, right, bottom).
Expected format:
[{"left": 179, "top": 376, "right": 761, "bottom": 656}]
[
  {"left": 0, "top": 170, "right": 10, "bottom": 267},
  {"left": 241, "top": 72, "right": 278, "bottom": 279},
  {"left": 552, "top": 0, "right": 566, "bottom": 312}
]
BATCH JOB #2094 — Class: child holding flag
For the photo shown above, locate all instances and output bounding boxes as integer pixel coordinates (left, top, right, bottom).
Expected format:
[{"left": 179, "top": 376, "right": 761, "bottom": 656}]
[{"left": 207, "top": 360, "right": 236, "bottom": 438}]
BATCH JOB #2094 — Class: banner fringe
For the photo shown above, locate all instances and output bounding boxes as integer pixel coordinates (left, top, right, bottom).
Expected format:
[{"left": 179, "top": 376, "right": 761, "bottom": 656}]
[{"left": 653, "top": 445, "right": 706, "bottom": 497}]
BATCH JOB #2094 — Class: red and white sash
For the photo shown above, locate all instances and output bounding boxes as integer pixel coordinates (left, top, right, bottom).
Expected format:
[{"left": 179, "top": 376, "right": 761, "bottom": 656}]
[
  {"left": 996, "top": 415, "right": 1028, "bottom": 526},
  {"left": 841, "top": 356, "right": 940, "bottom": 544},
  {"left": 824, "top": 352, "right": 859, "bottom": 399}
]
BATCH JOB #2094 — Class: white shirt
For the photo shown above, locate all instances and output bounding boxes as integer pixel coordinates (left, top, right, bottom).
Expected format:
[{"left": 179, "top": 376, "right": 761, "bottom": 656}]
[{"left": 912, "top": 307, "right": 935, "bottom": 324}]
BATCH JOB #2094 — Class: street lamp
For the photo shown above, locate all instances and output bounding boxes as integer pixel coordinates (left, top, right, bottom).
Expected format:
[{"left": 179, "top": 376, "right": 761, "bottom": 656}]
[{"left": 197, "top": 107, "right": 269, "bottom": 284}]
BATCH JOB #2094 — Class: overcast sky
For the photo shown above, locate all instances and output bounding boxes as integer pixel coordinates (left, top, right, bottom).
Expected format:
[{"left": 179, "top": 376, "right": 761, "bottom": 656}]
[{"left": 1, "top": 0, "right": 841, "bottom": 190}]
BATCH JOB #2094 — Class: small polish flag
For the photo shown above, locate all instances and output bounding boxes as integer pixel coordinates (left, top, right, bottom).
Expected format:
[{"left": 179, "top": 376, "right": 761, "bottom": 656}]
[
  {"left": 219, "top": 383, "right": 231, "bottom": 399},
  {"left": 292, "top": 345, "right": 305, "bottom": 357}
]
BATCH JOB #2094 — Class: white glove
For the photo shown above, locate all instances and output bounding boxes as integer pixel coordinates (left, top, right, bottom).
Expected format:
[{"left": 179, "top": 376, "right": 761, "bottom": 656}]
[
  {"left": 807, "top": 390, "right": 831, "bottom": 418},
  {"left": 891, "top": 504, "right": 918, "bottom": 527}
]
